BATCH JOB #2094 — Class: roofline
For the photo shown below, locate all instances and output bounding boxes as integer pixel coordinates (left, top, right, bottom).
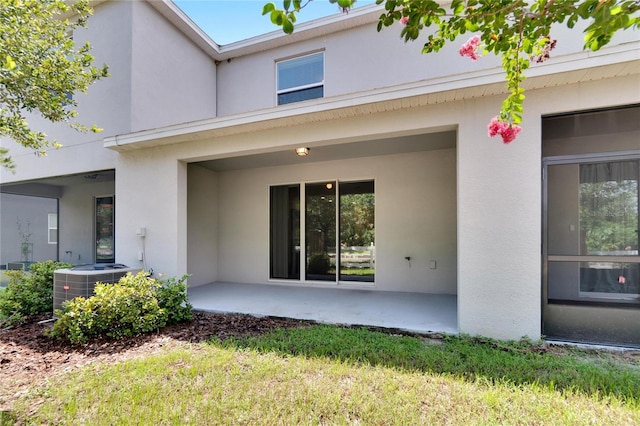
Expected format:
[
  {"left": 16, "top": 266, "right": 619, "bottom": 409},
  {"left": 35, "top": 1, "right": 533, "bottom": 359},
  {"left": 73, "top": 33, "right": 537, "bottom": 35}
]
[
  {"left": 215, "top": 3, "right": 384, "bottom": 61},
  {"left": 146, "top": 0, "right": 221, "bottom": 58},
  {"left": 146, "top": 0, "right": 384, "bottom": 61}
]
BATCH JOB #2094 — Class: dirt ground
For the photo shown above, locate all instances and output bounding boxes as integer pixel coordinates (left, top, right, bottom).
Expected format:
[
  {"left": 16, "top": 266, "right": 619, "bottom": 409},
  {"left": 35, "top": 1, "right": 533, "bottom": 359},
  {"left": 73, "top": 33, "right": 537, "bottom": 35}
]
[{"left": 0, "top": 312, "right": 311, "bottom": 412}]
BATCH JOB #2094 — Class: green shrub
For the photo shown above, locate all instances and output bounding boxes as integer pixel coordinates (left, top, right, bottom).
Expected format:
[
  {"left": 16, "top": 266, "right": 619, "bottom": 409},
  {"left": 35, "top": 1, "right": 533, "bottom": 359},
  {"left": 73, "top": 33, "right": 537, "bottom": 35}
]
[
  {"left": 307, "top": 252, "right": 331, "bottom": 275},
  {"left": 0, "top": 260, "right": 72, "bottom": 326},
  {"left": 157, "top": 274, "right": 192, "bottom": 325},
  {"left": 50, "top": 271, "right": 192, "bottom": 344}
]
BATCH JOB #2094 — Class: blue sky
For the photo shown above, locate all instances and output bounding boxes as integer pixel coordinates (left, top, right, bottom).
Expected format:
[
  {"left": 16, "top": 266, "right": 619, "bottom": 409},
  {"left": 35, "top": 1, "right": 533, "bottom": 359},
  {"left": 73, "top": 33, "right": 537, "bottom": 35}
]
[{"left": 173, "top": 0, "right": 377, "bottom": 45}]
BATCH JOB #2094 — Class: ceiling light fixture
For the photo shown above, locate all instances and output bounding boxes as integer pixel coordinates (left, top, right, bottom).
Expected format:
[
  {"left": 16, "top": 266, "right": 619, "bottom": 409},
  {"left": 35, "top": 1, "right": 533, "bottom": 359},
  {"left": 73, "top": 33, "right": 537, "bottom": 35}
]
[{"left": 295, "top": 147, "right": 309, "bottom": 156}]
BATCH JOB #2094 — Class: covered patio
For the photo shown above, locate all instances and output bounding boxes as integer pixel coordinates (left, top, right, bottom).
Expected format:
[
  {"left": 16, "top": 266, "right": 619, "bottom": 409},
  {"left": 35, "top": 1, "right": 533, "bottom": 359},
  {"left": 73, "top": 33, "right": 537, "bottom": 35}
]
[{"left": 188, "top": 282, "right": 458, "bottom": 335}]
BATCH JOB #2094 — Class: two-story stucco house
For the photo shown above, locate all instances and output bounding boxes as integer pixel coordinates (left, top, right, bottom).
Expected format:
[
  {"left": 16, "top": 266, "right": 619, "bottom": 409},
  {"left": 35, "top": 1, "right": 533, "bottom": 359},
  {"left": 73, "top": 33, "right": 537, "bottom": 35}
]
[{"left": 1, "top": 0, "right": 638, "bottom": 346}]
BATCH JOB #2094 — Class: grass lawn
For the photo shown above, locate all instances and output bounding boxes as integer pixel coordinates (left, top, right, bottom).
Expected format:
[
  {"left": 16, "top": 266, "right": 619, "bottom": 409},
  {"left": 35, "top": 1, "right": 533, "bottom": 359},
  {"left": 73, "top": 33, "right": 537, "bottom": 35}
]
[{"left": 8, "top": 325, "right": 640, "bottom": 425}]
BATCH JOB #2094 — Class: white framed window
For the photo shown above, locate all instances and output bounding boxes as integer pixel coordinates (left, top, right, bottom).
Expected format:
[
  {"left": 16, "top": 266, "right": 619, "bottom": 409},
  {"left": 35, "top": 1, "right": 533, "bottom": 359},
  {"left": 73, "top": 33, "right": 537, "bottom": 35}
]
[
  {"left": 48, "top": 213, "right": 58, "bottom": 244},
  {"left": 276, "top": 51, "right": 324, "bottom": 105}
]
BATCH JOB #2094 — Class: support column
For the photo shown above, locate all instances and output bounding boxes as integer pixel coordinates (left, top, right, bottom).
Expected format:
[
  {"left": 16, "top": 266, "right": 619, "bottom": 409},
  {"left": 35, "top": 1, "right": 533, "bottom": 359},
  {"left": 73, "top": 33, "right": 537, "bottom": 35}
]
[
  {"left": 457, "top": 98, "right": 542, "bottom": 341},
  {"left": 115, "top": 150, "right": 187, "bottom": 279}
]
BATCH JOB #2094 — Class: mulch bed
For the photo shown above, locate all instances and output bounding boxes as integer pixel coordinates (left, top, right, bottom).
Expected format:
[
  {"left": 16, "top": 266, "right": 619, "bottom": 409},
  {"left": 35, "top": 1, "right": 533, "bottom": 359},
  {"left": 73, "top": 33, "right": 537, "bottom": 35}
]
[{"left": 0, "top": 311, "right": 311, "bottom": 412}]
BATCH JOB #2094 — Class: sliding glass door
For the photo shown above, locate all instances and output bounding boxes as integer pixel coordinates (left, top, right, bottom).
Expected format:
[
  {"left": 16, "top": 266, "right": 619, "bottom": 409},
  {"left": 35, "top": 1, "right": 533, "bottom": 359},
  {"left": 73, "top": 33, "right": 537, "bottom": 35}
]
[{"left": 270, "top": 180, "right": 375, "bottom": 283}]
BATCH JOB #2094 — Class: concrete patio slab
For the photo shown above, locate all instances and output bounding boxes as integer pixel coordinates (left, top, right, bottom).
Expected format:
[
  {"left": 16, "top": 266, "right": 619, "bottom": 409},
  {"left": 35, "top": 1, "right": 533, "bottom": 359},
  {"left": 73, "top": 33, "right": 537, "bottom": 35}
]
[{"left": 188, "top": 282, "right": 458, "bottom": 335}]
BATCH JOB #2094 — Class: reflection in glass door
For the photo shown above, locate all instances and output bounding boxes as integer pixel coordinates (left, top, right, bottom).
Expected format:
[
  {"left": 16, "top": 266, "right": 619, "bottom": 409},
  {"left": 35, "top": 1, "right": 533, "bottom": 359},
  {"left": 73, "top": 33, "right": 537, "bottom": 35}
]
[
  {"left": 339, "top": 181, "right": 375, "bottom": 282},
  {"left": 96, "top": 196, "right": 115, "bottom": 263},
  {"left": 270, "top": 185, "right": 300, "bottom": 280},
  {"left": 305, "top": 182, "right": 336, "bottom": 281},
  {"left": 578, "top": 161, "right": 639, "bottom": 299}
]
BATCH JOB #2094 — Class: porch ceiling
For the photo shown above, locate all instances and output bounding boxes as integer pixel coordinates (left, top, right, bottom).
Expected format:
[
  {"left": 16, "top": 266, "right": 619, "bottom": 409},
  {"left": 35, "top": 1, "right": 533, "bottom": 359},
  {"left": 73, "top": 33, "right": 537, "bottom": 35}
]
[
  {"left": 0, "top": 170, "right": 115, "bottom": 197},
  {"left": 195, "top": 131, "right": 456, "bottom": 172}
]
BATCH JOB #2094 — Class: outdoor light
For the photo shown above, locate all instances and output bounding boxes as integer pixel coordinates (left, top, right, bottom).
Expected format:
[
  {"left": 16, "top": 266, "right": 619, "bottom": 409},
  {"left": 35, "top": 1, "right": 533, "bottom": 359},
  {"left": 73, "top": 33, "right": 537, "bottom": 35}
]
[{"left": 295, "top": 147, "right": 309, "bottom": 156}]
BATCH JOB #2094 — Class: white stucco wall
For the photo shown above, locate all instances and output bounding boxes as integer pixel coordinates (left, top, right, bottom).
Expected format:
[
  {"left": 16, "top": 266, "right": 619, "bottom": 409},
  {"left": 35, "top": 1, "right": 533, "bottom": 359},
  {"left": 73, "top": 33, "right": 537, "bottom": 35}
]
[
  {"left": 187, "top": 164, "right": 219, "bottom": 286},
  {"left": 216, "top": 21, "right": 490, "bottom": 116},
  {"left": 130, "top": 1, "right": 217, "bottom": 132},
  {"left": 114, "top": 148, "right": 187, "bottom": 277},
  {"left": 456, "top": 95, "right": 542, "bottom": 340},
  {"left": 0, "top": 194, "right": 58, "bottom": 266},
  {"left": 58, "top": 180, "right": 115, "bottom": 265},
  {"left": 215, "top": 17, "right": 638, "bottom": 117}
]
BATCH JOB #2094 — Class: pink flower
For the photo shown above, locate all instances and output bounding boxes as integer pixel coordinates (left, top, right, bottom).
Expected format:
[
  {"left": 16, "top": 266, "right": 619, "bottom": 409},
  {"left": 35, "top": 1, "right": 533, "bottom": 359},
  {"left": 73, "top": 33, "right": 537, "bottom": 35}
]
[
  {"left": 487, "top": 116, "right": 522, "bottom": 144},
  {"left": 459, "top": 35, "right": 482, "bottom": 61},
  {"left": 400, "top": 16, "right": 409, "bottom": 25},
  {"left": 487, "top": 116, "right": 503, "bottom": 137},
  {"left": 499, "top": 124, "right": 522, "bottom": 144},
  {"left": 619, "top": 275, "right": 626, "bottom": 284}
]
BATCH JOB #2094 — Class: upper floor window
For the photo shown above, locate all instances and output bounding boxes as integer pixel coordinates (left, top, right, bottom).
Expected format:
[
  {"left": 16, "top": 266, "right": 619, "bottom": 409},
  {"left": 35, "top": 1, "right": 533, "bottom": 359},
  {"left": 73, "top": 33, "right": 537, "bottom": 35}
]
[{"left": 277, "top": 52, "right": 324, "bottom": 105}]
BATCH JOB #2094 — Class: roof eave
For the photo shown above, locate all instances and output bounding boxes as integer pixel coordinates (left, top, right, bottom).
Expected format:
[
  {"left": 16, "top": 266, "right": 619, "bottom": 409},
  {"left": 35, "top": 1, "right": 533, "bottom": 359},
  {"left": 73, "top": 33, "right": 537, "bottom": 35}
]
[
  {"left": 146, "top": 0, "right": 385, "bottom": 61},
  {"left": 215, "top": 4, "right": 384, "bottom": 61}
]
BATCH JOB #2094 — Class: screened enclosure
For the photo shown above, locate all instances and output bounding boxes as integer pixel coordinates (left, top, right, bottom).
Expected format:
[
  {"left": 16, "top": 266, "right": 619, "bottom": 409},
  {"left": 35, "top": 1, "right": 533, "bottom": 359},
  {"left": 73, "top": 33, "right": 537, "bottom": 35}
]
[{"left": 543, "top": 105, "right": 640, "bottom": 347}]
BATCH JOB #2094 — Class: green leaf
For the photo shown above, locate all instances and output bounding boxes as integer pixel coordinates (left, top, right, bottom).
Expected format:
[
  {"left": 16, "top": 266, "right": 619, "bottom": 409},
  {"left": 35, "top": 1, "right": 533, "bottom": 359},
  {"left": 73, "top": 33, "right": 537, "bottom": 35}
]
[
  {"left": 451, "top": 0, "right": 464, "bottom": 15},
  {"left": 271, "top": 10, "right": 284, "bottom": 25},
  {"left": 283, "top": 18, "right": 294, "bottom": 34},
  {"left": 0, "top": 0, "right": 106, "bottom": 170},
  {"left": 262, "top": 3, "right": 275, "bottom": 15},
  {"left": 464, "top": 20, "right": 478, "bottom": 32},
  {"left": 283, "top": 0, "right": 291, "bottom": 12}
]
